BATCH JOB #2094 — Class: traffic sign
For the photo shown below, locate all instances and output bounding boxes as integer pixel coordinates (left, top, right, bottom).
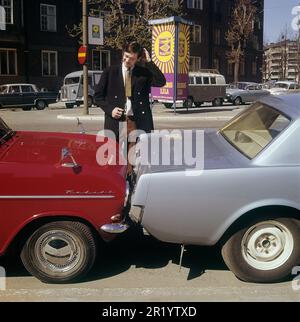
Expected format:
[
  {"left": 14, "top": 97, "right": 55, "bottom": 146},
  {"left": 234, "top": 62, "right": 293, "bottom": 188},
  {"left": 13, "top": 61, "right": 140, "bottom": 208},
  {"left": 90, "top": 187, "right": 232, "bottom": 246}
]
[{"left": 78, "top": 46, "right": 87, "bottom": 65}]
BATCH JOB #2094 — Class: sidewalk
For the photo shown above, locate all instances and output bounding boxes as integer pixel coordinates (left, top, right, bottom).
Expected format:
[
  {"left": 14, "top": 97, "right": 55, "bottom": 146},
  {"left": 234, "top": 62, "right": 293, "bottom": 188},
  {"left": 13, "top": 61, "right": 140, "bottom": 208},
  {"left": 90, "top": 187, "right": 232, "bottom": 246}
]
[{"left": 56, "top": 103, "right": 245, "bottom": 122}]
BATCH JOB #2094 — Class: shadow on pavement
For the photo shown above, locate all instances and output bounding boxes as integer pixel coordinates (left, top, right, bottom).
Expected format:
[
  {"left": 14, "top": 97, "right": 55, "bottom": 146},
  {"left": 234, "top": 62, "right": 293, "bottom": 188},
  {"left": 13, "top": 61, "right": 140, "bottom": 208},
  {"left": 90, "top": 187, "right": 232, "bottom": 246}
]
[
  {"left": 0, "top": 226, "right": 228, "bottom": 283},
  {"left": 85, "top": 226, "right": 228, "bottom": 283}
]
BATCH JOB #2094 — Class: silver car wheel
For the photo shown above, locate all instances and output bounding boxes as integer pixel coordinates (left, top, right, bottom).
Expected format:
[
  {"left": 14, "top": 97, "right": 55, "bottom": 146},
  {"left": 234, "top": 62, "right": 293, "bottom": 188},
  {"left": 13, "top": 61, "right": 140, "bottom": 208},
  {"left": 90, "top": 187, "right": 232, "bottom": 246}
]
[
  {"left": 241, "top": 221, "right": 294, "bottom": 271},
  {"left": 35, "top": 229, "right": 84, "bottom": 274}
]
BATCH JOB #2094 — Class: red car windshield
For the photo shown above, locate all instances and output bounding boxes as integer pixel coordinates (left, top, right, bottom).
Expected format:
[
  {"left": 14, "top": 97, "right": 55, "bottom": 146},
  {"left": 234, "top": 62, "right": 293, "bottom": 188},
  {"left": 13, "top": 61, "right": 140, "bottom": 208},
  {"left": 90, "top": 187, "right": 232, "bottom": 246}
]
[{"left": 0, "top": 118, "right": 16, "bottom": 145}]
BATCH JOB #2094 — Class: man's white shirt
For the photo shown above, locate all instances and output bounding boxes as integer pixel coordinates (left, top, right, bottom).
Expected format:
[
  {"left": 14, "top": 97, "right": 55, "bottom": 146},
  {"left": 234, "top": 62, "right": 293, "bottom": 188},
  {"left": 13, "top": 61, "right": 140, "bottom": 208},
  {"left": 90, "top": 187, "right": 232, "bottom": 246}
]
[{"left": 122, "top": 63, "right": 134, "bottom": 116}]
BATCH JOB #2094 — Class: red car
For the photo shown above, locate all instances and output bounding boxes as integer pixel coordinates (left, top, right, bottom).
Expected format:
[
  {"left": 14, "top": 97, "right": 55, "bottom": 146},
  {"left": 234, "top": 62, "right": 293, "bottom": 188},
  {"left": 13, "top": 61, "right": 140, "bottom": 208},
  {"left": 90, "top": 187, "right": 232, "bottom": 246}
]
[{"left": 0, "top": 118, "right": 129, "bottom": 283}]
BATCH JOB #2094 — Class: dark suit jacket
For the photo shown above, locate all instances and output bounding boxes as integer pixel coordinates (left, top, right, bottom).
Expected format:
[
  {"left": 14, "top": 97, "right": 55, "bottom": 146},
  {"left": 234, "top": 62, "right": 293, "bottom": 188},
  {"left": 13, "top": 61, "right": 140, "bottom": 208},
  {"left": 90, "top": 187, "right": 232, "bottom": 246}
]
[{"left": 94, "top": 61, "right": 166, "bottom": 139}]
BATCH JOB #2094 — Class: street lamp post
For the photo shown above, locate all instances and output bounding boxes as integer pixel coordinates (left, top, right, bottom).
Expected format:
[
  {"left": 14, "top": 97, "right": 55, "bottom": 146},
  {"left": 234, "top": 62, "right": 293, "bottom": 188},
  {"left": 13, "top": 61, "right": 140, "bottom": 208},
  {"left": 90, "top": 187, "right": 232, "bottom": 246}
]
[{"left": 82, "top": 0, "right": 89, "bottom": 115}]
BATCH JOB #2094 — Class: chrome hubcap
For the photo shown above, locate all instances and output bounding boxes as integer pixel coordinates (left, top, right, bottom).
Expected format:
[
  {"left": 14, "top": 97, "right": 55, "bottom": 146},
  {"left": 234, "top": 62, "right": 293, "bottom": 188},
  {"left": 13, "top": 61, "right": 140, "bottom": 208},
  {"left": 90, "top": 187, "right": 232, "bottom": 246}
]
[
  {"left": 242, "top": 221, "right": 294, "bottom": 271},
  {"left": 35, "top": 230, "right": 83, "bottom": 274}
]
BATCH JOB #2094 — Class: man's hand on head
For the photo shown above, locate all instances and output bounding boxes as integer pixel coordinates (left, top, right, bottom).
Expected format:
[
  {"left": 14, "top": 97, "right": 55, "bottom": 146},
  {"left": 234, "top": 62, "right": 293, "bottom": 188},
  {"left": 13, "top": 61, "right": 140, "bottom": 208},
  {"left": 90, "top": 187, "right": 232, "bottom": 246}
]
[
  {"left": 143, "top": 48, "right": 151, "bottom": 63},
  {"left": 137, "top": 48, "right": 151, "bottom": 66}
]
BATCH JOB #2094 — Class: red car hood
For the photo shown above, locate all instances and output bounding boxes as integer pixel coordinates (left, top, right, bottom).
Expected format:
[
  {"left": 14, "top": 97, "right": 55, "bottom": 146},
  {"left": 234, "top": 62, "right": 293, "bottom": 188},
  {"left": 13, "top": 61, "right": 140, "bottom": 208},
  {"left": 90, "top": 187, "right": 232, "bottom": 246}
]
[
  {"left": 1, "top": 131, "right": 127, "bottom": 175},
  {"left": 0, "top": 131, "right": 127, "bottom": 199}
]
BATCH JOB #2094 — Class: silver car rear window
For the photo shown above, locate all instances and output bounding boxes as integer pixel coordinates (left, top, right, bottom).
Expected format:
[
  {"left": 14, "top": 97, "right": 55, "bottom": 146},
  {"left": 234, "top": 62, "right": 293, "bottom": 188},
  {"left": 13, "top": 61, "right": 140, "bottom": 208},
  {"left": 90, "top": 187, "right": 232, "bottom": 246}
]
[{"left": 220, "top": 103, "right": 291, "bottom": 160}]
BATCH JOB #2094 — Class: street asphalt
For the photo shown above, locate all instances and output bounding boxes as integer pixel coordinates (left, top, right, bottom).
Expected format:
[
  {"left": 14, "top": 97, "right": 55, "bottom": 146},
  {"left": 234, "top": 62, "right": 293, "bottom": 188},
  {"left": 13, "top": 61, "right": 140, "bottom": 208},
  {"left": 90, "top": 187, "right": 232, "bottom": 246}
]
[{"left": 0, "top": 102, "right": 246, "bottom": 133}]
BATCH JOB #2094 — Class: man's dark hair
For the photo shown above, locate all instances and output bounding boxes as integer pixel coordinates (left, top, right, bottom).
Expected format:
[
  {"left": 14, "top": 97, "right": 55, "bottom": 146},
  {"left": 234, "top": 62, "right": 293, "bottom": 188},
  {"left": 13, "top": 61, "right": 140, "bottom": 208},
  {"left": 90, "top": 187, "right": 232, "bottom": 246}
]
[{"left": 123, "top": 41, "right": 144, "bottom": 58}]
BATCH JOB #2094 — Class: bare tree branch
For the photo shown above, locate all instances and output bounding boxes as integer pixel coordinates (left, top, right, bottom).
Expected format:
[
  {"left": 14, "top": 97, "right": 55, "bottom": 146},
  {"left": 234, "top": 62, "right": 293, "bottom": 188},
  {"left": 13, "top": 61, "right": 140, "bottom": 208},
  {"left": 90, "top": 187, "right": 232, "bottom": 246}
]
[
  {"left": 226, "top": 0, "right": 257, "bottom": 82},
  {"left": 67, "top": 0, "right": 184, "bottom": 51}
]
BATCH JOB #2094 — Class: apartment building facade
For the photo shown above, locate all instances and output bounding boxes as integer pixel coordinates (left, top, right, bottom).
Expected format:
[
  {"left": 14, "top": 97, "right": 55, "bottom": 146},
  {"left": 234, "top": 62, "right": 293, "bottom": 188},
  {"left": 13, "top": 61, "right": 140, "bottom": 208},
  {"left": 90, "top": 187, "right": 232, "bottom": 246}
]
[
  {"left": 263, "top": 40, "right": 300, "bottom": 82},
  {"left": 0, "top": 0, "right": 264, "bottom": 91},
  {"left": 0, "top": 0, "right": 81, "bottom": 91}
]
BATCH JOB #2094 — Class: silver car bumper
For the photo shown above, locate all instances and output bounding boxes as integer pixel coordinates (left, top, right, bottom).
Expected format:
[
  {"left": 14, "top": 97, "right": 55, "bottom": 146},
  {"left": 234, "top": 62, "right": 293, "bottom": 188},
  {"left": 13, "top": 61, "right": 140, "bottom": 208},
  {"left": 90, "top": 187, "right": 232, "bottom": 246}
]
[{"left": 129, "top": 205, "right": 145, "bottom": 224}]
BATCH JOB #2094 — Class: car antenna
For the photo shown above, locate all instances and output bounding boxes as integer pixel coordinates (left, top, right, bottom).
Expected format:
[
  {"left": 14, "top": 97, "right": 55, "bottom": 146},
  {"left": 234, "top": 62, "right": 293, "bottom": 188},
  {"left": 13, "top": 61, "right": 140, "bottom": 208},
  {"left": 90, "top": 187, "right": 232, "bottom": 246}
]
[{"left": 179, "top": 244, "right": 186, "bottom": 271}]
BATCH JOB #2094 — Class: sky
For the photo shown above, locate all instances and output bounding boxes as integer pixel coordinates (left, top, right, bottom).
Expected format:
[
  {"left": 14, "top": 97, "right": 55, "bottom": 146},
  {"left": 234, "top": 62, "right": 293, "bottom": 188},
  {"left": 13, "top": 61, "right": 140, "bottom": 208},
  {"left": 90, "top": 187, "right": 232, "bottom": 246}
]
[{"left": 264, "top": 0, "right": 300, "bottom": 43}]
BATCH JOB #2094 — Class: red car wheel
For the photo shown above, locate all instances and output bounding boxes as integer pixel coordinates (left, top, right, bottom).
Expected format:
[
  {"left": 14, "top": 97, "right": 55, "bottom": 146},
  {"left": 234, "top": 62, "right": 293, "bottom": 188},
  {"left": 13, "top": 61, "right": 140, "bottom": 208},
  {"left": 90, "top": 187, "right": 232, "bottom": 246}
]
[{"left": 21, "top": 221, "right": 97, "bottom": 284}]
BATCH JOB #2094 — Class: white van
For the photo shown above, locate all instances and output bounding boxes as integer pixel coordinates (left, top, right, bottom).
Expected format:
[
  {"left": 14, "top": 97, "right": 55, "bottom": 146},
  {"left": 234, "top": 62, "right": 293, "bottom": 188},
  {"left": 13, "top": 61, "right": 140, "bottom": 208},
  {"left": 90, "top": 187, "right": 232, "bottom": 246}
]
[
  {"left": 60, "top": 70, "right": 102, "bottom": 108},
  {"left": 163, "top": 70, "right": 227, "bottom": 108}
]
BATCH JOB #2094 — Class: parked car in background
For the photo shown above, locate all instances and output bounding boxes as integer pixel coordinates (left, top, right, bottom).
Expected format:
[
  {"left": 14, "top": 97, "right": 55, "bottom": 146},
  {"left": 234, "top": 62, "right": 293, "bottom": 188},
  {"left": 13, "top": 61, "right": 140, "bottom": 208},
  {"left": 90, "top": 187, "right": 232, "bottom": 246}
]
[
  {"left": 130, "top": 94, "right": 300, "bottom": 283},
  {"left": 0, "top": 117, "right": 129, "bottom": 283},
  {"left": 268, "top": 81, "right": 300, "bottom": 96},
  {"left": 261, "top": 80, "right": 276, "bottom": 89},
  {"left": 225, "top": 82, "right": 270, "bottom": 105},
  {"left": 60, "top": 71, "right": 102, "bottom": 109},
  {"left": 163, "top": 70, "right": 227, "bottom": 108},
  {"left": 0, "top": 84, "right": 58, "bottom": 111}
]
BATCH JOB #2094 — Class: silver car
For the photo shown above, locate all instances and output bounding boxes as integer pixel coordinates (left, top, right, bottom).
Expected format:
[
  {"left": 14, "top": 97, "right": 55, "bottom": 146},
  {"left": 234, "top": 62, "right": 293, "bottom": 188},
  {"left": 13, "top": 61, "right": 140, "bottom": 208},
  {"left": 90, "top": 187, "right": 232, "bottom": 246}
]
[
  {"left": 268, "top": 81, "right": 300, "bottom": 96},
  {"left": 130, "top": 94, "right": 300, "bottom": 283},
  {"left": 226, "top": 82, "right": 270, "bottom": 105}
]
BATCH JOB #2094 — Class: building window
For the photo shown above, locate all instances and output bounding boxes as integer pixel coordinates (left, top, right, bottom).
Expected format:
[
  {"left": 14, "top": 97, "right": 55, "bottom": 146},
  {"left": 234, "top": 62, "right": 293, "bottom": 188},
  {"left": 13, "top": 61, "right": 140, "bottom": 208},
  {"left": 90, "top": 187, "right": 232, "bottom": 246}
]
[
  {"left": 187, "top": 0, "right": 203, "bottom": 10},
  {"left": 0, "top": 49, "right": 17, "bottom": 75},
  {"left": 227, "top": 62, "right": 233, "bottom": 76},
  {"left": 213, "top": 58, "right": 220, "bottom": 71},
  {"left": 124, "top": 14, "right": 135, "bottom": 27},
  {"left": 191, "top": 25, "right": 201, "bottom": 43},
  {"left": 252, "top": 35, "right": 259, "bottom": 50},
  {"left": 252, "top": 61, "right": 257, "bottom": 76},
  {"left": 214, "top": 29, "right": 221, "bottom": 45},
  {"left": 214, "top": 0, "right": 222, "bottom": 14},
  {"left": 40, "top": 4, "right": 56, "bottom": 32},
  {"left": 189, "top": 56, "right": 201, "bottom": 72},
  {"left": 42, "top": 51, "right": 57, "bottom": 76},
  {"left": 99, "top": 11, "right": 109, "bottom": 32},
  {"left": 92, "top": 50, "right": 110, "bottom": 71},
  {"left": 256, "top": 18, "right": 262, "bottom": 30},
  {"left": 0, "top": 0, "right": 13, "bottom": 25}
]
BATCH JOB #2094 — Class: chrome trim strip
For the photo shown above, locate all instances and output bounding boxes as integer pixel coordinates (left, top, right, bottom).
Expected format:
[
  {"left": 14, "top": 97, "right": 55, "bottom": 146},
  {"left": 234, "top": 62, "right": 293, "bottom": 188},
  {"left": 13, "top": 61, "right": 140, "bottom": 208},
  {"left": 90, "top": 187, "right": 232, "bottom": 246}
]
[{"left": 0, "top": 195, "right": 115, "bottom": 199}]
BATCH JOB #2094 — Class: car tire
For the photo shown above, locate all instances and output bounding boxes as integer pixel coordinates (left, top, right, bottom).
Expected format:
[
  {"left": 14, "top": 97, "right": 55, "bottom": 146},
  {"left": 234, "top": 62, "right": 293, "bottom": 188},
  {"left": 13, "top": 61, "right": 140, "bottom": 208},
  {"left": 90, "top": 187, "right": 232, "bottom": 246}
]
[
  {"left": 22, "top": 107, "right": 32, "bottom": 111},
  {"left": 88, "top": 96, "right": 93, "bottom": 108},
  {"left": 213, "top": 98, "right": 223, "bottom": 107},
  {"left": 194, "top": 102, "right": 203, "bottom": 108},
  {"left": 35, "top": 100, "right": 47, "bottom": 110},
  {"left": 221, "top": 217, "right": 300, "bottom": 283},
  {"left": 164, "top": 103, "right": 173, "bottom": 109},
  {"left": 21, "top": 221, "right": 97, "bottom": 284},
  {"left": 233, "top": 97, "right": 242, "bottom": 105},
  {"left": 66, "top": 104, "right": 74, "bottom": 109},
  {"left": 183, "top": 97, "right": 194, "bottom": 108}
]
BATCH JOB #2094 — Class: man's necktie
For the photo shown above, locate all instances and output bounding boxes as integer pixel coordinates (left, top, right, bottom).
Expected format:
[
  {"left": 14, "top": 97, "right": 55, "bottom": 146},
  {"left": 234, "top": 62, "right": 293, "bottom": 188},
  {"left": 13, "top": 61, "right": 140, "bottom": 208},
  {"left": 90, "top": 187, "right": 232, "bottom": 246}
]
[{"left": 125, "top": 68, "right": 132, "bottom": 98}]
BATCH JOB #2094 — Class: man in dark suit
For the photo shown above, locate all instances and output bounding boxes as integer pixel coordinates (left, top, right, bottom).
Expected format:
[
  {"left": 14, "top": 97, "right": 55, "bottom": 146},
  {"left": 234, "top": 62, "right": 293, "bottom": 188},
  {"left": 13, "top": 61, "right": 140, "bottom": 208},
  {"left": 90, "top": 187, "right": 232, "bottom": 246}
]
[{"left": 94, "top": 41, "right": 166, "bottom": 176}]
